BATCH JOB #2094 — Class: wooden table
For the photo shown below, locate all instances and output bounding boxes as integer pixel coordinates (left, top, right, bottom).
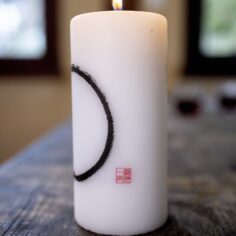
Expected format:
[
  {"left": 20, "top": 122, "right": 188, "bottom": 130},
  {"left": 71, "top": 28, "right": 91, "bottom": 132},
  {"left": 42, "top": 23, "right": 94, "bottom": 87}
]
[{"left": 0, "top": 116, "right": 235, "bottom": 236}]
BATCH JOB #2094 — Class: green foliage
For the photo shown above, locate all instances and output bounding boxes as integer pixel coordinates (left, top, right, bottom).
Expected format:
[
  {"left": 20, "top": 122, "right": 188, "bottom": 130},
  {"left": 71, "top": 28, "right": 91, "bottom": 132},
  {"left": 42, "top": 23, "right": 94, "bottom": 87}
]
[
  {"left": 201, "top": 0, "right": 236, "bottom": 56},
  {"left": 203, "top": 0, "right": 236, "bottom": 34}
]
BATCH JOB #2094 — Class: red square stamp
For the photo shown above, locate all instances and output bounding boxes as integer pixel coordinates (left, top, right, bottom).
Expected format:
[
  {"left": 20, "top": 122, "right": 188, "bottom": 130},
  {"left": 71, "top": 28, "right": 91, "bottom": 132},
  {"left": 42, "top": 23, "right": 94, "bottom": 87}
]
[{"left": 116, "top": 168, "right": 132, "bottom": 184}]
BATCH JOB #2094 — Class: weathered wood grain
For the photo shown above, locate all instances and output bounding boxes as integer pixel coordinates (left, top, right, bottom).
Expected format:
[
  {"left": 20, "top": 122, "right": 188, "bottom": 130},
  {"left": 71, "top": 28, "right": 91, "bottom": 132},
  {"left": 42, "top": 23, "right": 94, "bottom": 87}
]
[{"left": 0, "top": 116, "right": 235, "bottom": 236}]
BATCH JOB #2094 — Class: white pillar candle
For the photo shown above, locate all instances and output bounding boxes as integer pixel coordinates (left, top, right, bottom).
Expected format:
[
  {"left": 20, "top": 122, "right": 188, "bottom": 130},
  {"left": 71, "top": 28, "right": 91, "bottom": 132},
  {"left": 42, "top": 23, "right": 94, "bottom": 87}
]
[{"left": 71, "top": 9, "right": 167, "bottom": 236}]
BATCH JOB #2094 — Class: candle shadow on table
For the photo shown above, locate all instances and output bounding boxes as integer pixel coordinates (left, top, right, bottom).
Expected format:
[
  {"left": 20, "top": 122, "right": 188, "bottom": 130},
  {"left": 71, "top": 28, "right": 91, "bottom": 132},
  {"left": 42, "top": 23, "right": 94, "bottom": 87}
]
[
  {"left": 145, "top": 215, "right": 188, "bottom": 236},
  {"left": 74, "top": 214, "right": 186, "bottom": 236}
]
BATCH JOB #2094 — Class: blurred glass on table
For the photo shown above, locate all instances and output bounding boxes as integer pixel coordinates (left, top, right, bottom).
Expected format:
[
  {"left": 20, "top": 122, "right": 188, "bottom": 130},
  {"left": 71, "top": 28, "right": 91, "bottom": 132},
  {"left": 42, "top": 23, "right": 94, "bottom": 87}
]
[
  {"left": 217, "top": 82, "right": 236, "bottom": 115},
  {"left": 172, "top": 84, "right": 206, "bottom": 117}
]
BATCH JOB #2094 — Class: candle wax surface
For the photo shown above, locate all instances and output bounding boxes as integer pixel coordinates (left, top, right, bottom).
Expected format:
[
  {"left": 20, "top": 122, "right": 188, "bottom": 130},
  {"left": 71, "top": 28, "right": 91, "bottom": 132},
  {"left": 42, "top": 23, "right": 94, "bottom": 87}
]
[{"left": 71, "top": 11, "right": 167, "bottom": 235}]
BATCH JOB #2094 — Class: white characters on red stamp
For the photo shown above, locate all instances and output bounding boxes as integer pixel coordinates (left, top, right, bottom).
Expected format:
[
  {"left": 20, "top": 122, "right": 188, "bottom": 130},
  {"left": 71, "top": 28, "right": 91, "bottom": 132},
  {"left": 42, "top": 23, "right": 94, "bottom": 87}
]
[{"left": 116, "top": 168, "right": 132, "bottom": 184}]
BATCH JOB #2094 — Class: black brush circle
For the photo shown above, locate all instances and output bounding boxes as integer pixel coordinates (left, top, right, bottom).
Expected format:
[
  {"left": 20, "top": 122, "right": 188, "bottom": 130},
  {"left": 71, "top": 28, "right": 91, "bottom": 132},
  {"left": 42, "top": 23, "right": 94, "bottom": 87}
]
[{"left": 71, "top": 64, "right": 114, "bottom": 182}]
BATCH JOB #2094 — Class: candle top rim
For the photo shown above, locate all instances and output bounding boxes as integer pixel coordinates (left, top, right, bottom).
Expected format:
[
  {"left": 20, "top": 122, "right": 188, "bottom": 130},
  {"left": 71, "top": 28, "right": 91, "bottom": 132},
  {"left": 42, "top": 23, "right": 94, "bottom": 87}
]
[{"left": 71, "top": 10, "right": 167, "bottom": 25}]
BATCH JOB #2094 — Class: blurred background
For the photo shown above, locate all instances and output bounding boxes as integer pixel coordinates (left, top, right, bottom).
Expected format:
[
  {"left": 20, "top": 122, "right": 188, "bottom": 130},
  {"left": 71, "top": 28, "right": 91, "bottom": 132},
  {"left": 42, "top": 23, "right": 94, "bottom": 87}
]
[{"left": 0, "top": 0, "right": 236, "bottom": 163}]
